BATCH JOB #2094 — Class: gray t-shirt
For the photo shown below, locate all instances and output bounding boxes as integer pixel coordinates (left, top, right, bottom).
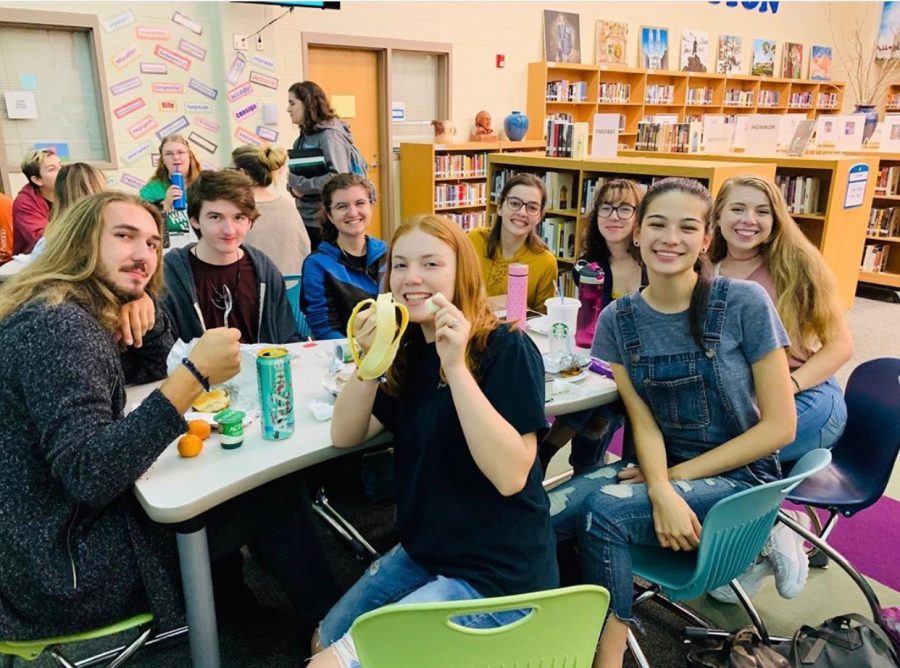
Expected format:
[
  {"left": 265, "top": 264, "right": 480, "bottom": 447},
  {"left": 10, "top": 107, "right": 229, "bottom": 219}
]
[{"left": 592, "top": 278, "right": 790, "bottom": 435}]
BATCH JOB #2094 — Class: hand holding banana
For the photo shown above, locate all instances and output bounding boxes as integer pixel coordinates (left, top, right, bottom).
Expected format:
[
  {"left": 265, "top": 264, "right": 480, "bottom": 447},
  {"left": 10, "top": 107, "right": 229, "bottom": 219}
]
[{"left": 347, "top": 293, "right": 409, "bottom": 380}]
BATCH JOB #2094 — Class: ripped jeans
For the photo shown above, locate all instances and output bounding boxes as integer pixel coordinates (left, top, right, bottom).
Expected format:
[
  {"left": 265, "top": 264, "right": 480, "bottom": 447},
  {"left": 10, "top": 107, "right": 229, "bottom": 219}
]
[{"left": 548, "top": 462, "right": 753, "bottom": 621}]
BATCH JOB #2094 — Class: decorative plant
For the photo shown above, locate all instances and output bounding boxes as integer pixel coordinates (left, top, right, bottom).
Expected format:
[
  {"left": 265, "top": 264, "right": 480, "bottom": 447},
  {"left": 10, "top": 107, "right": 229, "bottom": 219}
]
[{"left": 827, "top": 4, "right": 900, "bottom": 106}]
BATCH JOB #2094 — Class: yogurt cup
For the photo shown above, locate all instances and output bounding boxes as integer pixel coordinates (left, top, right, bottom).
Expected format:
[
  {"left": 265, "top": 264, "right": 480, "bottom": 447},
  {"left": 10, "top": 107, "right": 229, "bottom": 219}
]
[{"left": 214, "top": 408, "right": 246, "bottom": 449}]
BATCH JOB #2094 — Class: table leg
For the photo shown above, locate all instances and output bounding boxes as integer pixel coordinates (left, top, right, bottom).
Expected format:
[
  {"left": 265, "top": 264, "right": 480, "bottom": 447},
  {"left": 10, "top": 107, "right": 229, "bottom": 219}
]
[{"left": 176, "top": 527, "right": 221, "bottom": 668}]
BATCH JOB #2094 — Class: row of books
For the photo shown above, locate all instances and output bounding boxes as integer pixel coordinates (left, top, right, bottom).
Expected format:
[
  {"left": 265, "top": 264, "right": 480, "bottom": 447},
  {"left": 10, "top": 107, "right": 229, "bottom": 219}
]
[
  {"left": 598, "top": 82, "right": 631, "bottom": 103},
  {"left": 818, "top": 92, "right": 839, "bottom": 108},
  {"left": 867, "top": 207, "right": 900, "bottom": 238},
  {"left": 757, "top": 90, "right": 781, "bottom": 107},
  {"left": 544, "top": 171, "right": 576, "bottom": 210},
  {"left": 774, "top": 175, "right": 822, "bottom": 215},
  {"left": 434, "top": 153, "right": 488, "bottom": 179},
  {"left": 861, "top": 242, "right": 891, "bottom": 273},
  {"left": 724, "top": 89, "right": 755, "bottom": 106},
  {"left": 545, "top": 119, "right": 591, "bottom": 159},
  {"left": 445, "top": 211, "right": 486, "bottom": 231},
  {"left": 874, "top": 166, "right": 900, "bottom": 196},
  {"left": 635, "top": 121, "right": 702, "bottom": 153},
  {"left": 888, "top": 93, "right": 900, "bottom": 110},
  {"left": 789, "top": 92, "right": 813, "bottom": 108},
  {"left": 546, "top": 80, "right": 588, "bottom": 102},
  {"left": 538, "top": 217, "right": 578, "bottom": 260},
  {"left": 645, "top": 84, "right": 674, "bottom": 104},
  {"left": 433, "top": 182, "right": 486, "bottom": 209},
  {"left": 686, "top": 87, "right": 715, "bottom": 105}
]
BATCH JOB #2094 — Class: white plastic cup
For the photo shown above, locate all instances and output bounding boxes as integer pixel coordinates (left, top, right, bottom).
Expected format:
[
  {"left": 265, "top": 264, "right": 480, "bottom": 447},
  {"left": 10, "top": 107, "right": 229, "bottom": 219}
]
[{"left": 544, "top": 296, "right": 581, "bottom": 355}]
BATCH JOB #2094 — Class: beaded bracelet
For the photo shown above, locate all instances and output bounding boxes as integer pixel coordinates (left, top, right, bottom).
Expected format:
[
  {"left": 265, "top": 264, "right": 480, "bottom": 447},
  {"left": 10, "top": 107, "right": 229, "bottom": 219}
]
[{"left": 181, "top": 357, "right": 210, "bottom": 392}]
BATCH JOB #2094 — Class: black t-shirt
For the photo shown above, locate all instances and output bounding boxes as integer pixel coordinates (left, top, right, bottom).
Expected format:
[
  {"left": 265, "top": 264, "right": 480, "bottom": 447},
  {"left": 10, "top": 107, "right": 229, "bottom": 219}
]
[
  {"left": 189, "top": 251, "right": 260, "bottom": 343},
  {"left": 372, "top": 324, "right": 558, "bottom": 598}
]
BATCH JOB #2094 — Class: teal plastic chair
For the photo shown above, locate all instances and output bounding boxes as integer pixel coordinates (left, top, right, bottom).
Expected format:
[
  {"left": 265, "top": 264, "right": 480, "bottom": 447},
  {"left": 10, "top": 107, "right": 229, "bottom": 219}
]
[
  {"left": 283, "top": 274, "right": 311, "bottom": 340},
  {"left": 350, "top": 585, "right": 610, "bottom": 668},
  {"left": 1, "top": 613, "right": 158, "bottom": 667}
]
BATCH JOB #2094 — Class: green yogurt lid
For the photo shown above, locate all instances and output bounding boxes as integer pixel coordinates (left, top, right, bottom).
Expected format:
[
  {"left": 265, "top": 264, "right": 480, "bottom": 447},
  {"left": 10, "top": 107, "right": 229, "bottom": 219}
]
[{"left": 214, "top": 408, "right": 246, "bottom": 424}]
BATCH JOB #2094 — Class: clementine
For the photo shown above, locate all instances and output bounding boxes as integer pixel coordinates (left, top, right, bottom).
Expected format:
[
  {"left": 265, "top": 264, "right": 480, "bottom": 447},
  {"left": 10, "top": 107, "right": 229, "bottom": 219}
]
[
  {"left": 177, "top": 434, "right": 204, "bottom": 458},
  {"left": 188, "top": 419, "right": 212, "bottom": 440}
]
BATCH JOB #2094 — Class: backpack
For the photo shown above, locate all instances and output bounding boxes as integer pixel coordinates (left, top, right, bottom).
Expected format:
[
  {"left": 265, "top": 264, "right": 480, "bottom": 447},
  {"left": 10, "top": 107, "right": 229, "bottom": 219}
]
[
  {"left": 784, "top": 614, "right": 900, "bottom": 668},
  {"left": 687, "top": 627, "right": 789, "bottom": 668},
  {"left": 347, "top": 140, "right": 368, "bottom": 178}
]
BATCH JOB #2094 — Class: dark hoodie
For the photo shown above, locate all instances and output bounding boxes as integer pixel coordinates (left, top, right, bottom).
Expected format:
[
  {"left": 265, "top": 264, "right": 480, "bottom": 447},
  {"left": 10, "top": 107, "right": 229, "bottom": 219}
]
[
  {"left": 161, "top": 243, "right": 300, "bottom": 344},
  {"left": 287, "top": 119, "right": 357, "bottom": 228}
]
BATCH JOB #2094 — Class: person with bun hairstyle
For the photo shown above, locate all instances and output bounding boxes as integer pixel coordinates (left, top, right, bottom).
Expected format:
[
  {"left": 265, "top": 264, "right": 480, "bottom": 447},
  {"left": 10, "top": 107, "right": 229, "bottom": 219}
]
[
  {"left": 309, "top": 214, "right": 557, "bottom": 668},
  {"left": 548, "top": 178, "right": 795, "bottom": 668},
  {"left": 232, "top": 144, "right": 311, "bottom": 276},
  {"left": 139, "top": 134, "right": 201, "bottom": 235},
  {"left": 287, "top": 81, "right": 364, "bottom": 248},
  {"left": 300, "top": 173, "right": 387, "bottom": 340},
  {"left": 468, "top": 173, "right": 558, "bottom": 313}
]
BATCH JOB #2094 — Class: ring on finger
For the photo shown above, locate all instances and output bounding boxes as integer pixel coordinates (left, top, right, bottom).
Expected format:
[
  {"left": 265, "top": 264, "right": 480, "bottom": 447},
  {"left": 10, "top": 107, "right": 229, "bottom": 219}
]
[{"left": 447, "top": 318, "right": 459, "bottom": 329}]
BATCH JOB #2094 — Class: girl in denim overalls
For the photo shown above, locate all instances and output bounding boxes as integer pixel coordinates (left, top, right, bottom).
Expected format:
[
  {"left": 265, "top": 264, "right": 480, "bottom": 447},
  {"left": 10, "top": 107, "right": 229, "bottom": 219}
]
[{"left": 549, "top": 178, "right": 797, "bottom": 668}]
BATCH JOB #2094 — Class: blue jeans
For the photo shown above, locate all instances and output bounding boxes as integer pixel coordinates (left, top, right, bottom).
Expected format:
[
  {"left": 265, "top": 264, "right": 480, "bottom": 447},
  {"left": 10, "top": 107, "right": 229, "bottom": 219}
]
[
  {"left": 780, "top": 377, "right": 846, "bottom": 463},
  {"left": 318, "top": 545, "right": 527, "bottom": 666},
  {"left": 555, "top": 402, "right": 628, "bottom": 473},
  {"left": 549, "top": 462, "right": 752, "bottom": 621}
]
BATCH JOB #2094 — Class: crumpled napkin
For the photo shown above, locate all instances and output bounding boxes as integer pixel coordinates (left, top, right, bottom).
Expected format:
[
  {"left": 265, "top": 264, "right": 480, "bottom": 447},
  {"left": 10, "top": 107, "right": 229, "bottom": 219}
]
[
  {"left": 549, "top": 379, "right": 579, "bottom": 396},
  {"left": 308, "top": 400, "right": 334, "bottom": 422}
]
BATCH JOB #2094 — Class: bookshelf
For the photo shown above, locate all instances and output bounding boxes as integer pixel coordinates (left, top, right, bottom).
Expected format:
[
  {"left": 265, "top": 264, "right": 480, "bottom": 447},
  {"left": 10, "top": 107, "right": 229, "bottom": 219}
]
[
  {"left": 619, "top": 150, "right": 878, "bottom": 306},
  {"left": 884, "top": 84, "right": 900, "bottom": 114},
  {"left": 399, "top": 140, "right": 545, "bottom": 232},
  {"left": 526, "top": 62, "right": 845, "bottom": 150},
  {"left": 486, "top": 154, "right": 776, "bottom": 268},
  {"left": 862, "top": 152, "right": 900, "bottom": 290}
]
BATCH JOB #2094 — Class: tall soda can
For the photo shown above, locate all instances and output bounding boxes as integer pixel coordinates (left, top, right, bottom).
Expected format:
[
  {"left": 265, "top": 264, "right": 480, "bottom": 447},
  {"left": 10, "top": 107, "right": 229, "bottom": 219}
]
[
  {"left": 170, "top": 169, "right": 187, "bottom": 210},
  {"left": 257, "top": 347, "right": 295, "bottom": 440}
]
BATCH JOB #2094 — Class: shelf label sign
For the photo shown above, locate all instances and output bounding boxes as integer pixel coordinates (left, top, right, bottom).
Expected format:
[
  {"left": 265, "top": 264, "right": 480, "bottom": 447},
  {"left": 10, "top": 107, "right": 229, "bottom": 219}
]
[{"left": 844, "top": 163, "right": 869, "bottom": 209}]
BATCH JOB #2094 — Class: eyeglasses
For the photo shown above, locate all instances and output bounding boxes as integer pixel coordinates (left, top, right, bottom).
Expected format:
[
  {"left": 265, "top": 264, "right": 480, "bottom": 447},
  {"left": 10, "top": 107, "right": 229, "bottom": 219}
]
[
  {"left": 597, "top": 203, "right": 636, "bottom": 219},
  {"left": 163, "top": 150, "right": 189, "bottom": 159},
  {"left": 331, "top": 199, "right": 372, "bottom": 214},
  {"left": 504, "top": 197, "right": 542, "bottom": 216}
]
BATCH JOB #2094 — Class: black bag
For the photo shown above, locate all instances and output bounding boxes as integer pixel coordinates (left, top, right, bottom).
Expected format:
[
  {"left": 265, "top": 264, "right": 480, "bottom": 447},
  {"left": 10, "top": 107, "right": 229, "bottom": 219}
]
[
  {"left": 287, "top": 147, "right": 328, "bottom": 178},
  {"left": 687, "top": 626, "right": 789, "bottom": 667},
  {"left": 785, "top": 613, "right": 900, "bottom": 667}
]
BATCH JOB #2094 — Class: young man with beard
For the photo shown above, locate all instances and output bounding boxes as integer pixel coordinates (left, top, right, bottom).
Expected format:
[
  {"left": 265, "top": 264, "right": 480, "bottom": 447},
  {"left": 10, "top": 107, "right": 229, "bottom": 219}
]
[
  {"left": 161, "top": 169, "right": 300, "bottom": 345},
  {"left": 0, "top": 192, "right": 337, "bottom": 650}
]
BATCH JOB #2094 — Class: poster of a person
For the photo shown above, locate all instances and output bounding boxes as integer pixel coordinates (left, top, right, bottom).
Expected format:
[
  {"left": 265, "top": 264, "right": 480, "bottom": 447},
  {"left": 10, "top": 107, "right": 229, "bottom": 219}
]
[{"left": 543, "top": 10, "right": 581, "bottom": 63}]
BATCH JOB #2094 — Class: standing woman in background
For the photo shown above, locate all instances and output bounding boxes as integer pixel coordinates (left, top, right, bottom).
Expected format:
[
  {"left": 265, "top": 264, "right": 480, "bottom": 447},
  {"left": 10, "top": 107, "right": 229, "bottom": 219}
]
[
  {"left": 468, "top": 174, "right": 558, "bottom": 313},
  {"left": 139, "top": 134, "right": 201, "bottom": 235},
  {"left": 30, "top": 163, "right": 107, "bottom": 259},
  {"left": 287, "top": 81, "right": 362, "bottom": 250},
  {"left": 232, "top": 144, "right": 312, "bottom": 277}
]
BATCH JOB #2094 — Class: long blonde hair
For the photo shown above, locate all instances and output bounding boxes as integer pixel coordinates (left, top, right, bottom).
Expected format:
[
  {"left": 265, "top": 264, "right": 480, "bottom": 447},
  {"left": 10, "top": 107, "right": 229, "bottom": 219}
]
[
  {"left": 0, "top": 192, "right": 164, "bottom": 333},
  {"left": 382, "top": 214, "right": 499, "bottom": 395},
  {"left": 710, "top": 175, "right": 839, "bottom": 353},
  {"left": 52, "top": 162, "right": 107, "bottom": 222}
]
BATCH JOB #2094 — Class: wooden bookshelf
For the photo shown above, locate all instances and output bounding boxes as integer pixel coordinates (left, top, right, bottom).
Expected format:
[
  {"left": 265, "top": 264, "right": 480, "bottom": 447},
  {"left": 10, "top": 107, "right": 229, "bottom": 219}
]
[
  {"left": 527, "top": 61, "right": 846, "bottom": 150},
  {"left": 399, "top": 140, "right": 544, "bottom": 233},
  {"left": 619, "top": 150, "right": 878, "bottom": 306},
  {"left": 857, "top": 151, "right": 900, "bottom": 292},
  {"left": 883, "top": 83, "right": 900, "bottom": 114},
  {"left": 486, "top": 153, "right": 775, "bottom": 267}
]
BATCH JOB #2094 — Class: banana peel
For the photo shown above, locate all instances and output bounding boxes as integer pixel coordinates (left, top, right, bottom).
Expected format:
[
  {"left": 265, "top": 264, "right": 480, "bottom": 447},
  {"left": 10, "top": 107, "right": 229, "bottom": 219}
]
[{"left": 347, "top": 293, "right": 409, "bottom": 380}]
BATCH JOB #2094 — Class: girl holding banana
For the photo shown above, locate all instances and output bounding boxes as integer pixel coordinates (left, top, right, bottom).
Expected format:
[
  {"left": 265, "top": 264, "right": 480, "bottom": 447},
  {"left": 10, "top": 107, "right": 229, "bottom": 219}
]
[{"left": 309, "top": 214, "right": 558, "bottom": 668}]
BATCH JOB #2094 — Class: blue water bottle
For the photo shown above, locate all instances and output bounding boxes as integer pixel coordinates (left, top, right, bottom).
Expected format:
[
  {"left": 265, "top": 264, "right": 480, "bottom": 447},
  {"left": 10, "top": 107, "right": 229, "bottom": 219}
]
[{"left": 170, "top": 169, "right": 187, "bottom": 210}]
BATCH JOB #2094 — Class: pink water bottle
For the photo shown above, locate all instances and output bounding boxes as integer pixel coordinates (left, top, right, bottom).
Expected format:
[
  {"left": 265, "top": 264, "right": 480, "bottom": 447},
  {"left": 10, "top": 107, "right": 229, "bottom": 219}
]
[
  {"left": 575, "top": 262, "right": 605, "bottom": 348},
  {"left": 507, "top": 263, "right": 528, "bottom": 328}
]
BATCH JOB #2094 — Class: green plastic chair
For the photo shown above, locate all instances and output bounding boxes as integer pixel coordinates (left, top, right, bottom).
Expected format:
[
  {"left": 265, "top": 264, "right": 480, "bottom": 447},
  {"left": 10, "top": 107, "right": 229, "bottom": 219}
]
[
  {"left": 0, "top": 613, "right": 156, "bottom": 667},
  {"left": 350, "top": 585, "right": 610, "bottom": 668}
]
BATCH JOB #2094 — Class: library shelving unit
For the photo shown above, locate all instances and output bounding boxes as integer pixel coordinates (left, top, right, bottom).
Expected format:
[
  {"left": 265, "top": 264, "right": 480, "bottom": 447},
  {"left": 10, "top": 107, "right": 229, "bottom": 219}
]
[
  {"left": 883, "top": 84, "right": 900, "bottom": 114},
  {"left": 852, "top": 150, "right": 900, "bottom": 292},
  {"left": 486, "top": 153, "right": 775, "bottom": 268},
  {"left": 525, "top": 61, "right": 845, "bottom": 150},
  {"left": 399, "top": 140, "right": 544, "bottom": 231},
  {"left": 619, "top": 150, "right": 879, "bottom": 306}
]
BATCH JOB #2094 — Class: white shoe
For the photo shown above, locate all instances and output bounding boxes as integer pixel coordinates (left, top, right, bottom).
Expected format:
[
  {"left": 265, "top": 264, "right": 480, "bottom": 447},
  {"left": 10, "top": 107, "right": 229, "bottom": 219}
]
[
  {"left": 708, "top": 560, "right": 774, "bottom": 604},
  {"left": 764, "top": 509, "right": 811, "bottom": 599}
]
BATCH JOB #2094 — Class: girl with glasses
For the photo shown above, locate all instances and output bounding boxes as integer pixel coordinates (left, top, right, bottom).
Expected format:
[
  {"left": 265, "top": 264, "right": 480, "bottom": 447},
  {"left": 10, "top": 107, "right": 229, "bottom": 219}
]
[
  {"left": 139, "top": 134, "right": 201, "bottom": 236},
  {"left": 468, "top": 173, "right": 558, "bottom": 313},
  {"left": 300, "top": 174, "right": 387, "bottom": 340},
  {"left": 539, "top": 179, "right": 647, "bottom": 475},
  {"left": 548, "top": 178, "right": 795, "bottom": 668}
]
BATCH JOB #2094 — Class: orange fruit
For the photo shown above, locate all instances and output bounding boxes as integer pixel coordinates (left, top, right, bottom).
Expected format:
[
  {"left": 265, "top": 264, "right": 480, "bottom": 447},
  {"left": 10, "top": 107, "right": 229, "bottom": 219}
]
[
  {"left": 187, "top": 419, "right": 212, "bottom": 440},
  {"left": 177, "top": 434, "right": 204, "bottom": 458}
]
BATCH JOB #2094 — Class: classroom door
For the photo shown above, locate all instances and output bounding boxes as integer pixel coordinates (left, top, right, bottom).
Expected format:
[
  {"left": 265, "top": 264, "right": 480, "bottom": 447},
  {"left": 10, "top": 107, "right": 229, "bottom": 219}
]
[{"left": 308, "top": 46, "right": 383, "bottom": 239}]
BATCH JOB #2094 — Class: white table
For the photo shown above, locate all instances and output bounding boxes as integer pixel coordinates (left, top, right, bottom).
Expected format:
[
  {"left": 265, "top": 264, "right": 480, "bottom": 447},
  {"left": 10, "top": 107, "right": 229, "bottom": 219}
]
[
  {"left": 130, "top": 336, "right": 617, "bottom": 667},
  {"left": 0, "top": 257, "right": 25, "bottom": 282}
]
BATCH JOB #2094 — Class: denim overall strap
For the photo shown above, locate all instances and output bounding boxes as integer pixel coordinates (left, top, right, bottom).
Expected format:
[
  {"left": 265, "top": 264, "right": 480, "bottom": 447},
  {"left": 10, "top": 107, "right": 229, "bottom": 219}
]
[
  {"left": 615, "top": 293, "right": 642, "bottom": 359},
  {"left": 699, "top": 278, "right": 730, "bottom": 356}
]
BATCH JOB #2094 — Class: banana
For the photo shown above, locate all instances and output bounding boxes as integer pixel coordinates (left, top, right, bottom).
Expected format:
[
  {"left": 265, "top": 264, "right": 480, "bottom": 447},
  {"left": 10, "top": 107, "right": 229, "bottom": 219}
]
[{"left": 347, "top": 293, "right": 409, "bottom": 380}]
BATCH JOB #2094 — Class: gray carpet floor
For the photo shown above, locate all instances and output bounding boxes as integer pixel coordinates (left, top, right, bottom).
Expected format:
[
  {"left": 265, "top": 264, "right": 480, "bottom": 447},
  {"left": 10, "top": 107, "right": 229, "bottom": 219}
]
[{"left": 10, "top": 293, "right": 900, "bottom": 668}]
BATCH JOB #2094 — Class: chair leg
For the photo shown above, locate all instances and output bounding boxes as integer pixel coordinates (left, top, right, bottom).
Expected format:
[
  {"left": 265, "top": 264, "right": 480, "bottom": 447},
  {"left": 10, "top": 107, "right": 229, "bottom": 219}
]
[
  {"left": 312, "top": 489, "right": 379, "bottom": 561},
  {"left": 626, "top": 629, "right": 651, "bottom": 668},
  {"left": 49, "top": 649, "right": 77, "bottom": 668},
  {"left": 730, "top": 580, "right": 770, "bottom": 644},
  {"left": 778, "top": 511, "right": 884, "bottom": 625}
]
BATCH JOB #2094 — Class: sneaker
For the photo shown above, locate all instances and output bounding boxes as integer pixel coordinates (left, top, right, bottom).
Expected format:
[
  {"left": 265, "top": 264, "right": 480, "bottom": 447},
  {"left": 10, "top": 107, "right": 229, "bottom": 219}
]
[
  {"left": 708, "top": 560, "right": 774, "bottom": 604},
  {"left": 764, "top": 509, "right": 811, "bottom": 599}
]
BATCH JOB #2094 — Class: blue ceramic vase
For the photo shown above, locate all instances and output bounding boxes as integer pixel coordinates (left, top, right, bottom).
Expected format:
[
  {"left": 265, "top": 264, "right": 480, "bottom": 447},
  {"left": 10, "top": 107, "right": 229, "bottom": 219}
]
[
  {"left": 854, "top": 104, "right": 879, "bottom": 145},
  {"left": 504, "top": 111, "right": 529, "bottom": 141}
]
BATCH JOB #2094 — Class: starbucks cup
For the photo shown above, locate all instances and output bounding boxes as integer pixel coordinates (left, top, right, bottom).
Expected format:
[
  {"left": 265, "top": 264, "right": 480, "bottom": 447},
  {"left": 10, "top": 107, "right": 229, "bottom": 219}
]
[{"left": 544, "top": 296, "right": 581, "bottom": 356}]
